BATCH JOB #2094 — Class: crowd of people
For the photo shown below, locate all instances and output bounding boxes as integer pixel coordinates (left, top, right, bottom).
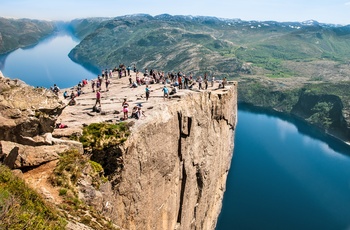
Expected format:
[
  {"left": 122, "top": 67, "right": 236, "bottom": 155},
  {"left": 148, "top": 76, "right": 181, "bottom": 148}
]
[{"left": 56, "top": 64, "right": 229, "bottom": 125}]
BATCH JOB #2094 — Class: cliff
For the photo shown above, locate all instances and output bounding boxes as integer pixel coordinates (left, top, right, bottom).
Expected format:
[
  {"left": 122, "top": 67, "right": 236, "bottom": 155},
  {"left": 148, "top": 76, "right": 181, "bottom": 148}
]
[
  {"left": 0, "top": 70, "right": 237, "bottom": 230},
  {"left": 238, "top": 76, "right": 350, "bottom": 142},
  {"left": 106, "top": 86, "right": 236, "bottom": 230}
]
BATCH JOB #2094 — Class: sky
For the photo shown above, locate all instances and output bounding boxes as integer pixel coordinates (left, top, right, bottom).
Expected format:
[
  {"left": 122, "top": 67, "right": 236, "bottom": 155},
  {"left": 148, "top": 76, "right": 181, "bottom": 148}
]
[{"left": 1, "top": 0, "right": 350, "bottom": 25}]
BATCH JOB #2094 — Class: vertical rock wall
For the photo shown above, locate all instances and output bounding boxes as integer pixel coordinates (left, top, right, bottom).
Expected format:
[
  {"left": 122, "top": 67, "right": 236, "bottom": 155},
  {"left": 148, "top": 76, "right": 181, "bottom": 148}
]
[{"left": 109, "top": 83, "right": 237, "bottom": 230}]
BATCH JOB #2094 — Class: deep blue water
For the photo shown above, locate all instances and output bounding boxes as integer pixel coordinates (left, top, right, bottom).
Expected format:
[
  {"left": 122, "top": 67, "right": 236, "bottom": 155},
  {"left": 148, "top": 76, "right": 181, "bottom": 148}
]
[
  {"left": 216, "top": 104, "right": 350, "bottom": 230},
  {"left": 0, "top": 30, "right": 98, "bottom": 89},
  {"left": 2, "top": 32, "right": 350, "bottom": 230}
]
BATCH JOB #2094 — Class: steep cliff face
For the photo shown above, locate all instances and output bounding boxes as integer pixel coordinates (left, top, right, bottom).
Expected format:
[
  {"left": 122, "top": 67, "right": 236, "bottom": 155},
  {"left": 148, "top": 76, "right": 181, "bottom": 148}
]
[
  {"left": 291, "top": 92, "right": 349, "bottom": 139},
  {"left": 0, "top": 67, "right": 237, "bottom": 229},
  {"left": 97, "top": 85, "right": 237, "bottom": 230},
  {"left": 238, "top": 77, "right": 350, "bottom": 142}
]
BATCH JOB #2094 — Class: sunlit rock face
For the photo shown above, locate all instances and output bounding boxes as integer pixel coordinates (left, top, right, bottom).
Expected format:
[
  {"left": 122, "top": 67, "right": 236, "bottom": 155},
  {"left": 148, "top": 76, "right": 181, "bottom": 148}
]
[{"left": 101, "top": 83, "right": 237, "bottom": 230}]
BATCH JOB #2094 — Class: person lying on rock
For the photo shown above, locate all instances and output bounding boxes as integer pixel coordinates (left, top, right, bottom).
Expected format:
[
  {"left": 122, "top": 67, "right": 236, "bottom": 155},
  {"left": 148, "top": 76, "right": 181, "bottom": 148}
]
[{"left": 55, "top": 123, "right": 68, "bottom": 129}]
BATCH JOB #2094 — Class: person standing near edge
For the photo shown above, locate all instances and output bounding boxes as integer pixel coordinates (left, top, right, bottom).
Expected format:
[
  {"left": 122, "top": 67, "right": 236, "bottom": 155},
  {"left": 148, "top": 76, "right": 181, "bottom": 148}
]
[{"left": 145, "top": 85, "right": 150, "bottom": 101}]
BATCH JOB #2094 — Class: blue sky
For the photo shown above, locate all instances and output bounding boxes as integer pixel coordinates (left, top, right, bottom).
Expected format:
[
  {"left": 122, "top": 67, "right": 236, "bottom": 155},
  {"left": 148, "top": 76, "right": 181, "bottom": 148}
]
[{"left": 1, "top": 0, "right": 350, "bottom": 25}]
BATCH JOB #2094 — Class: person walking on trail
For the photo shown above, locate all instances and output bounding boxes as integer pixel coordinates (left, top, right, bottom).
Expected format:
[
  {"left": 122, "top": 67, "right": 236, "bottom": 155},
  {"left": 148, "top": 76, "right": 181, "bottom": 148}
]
[
  {"left": 145, "top": 85, "right": 150, "bottom": 101},
  {"left": 105, "top": 79, "right": 110, "bottom": 91},
  {"left": 94, "top": 89, "right": 101, "bottom": 107},
  {"left": 122, "top": 98, "right": 129, "bottom": 120},
  {"left": 162, "top": 85, "right": 169, "bottom": 100}
]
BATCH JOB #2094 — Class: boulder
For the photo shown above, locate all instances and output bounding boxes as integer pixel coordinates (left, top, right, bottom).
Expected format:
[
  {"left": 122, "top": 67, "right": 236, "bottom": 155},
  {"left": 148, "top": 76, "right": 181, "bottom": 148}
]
[
  {"left": 0, "top": 75, "right": 65, "bottom": 145},
  {"left": 0, "top": 140, "right": 82, "bottom": 169}
]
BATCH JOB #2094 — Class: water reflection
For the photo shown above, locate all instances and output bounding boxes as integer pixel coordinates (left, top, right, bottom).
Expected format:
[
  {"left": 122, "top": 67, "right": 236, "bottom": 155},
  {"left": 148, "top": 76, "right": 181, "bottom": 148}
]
[
  {"left": 0, "top": 29, "right": 98, "bottom": 89},
  {"left": 239, "top": 103, "right": 350, "bottom": 156},
  {"left": 217, "top": 103, "right": 350, "bottom": 230}
]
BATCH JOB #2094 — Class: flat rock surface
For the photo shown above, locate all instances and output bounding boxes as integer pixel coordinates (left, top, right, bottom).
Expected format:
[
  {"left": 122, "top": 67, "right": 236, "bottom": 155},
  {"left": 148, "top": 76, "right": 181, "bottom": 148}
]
[{"left": 54, "top": 72, "right": 229, "bottom": 136}]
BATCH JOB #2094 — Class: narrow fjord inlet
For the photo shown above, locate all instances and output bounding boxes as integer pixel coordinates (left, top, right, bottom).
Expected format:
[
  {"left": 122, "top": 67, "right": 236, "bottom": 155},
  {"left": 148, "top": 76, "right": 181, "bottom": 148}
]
[{"left": 2, "top": 30, "right": 350, "bottom": 229}]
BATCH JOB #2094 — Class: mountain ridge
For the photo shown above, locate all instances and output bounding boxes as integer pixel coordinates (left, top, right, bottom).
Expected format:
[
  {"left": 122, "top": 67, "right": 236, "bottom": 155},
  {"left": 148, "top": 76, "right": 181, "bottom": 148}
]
[{"left": 68, "top": 14, "right": 350, "bottom": 142}]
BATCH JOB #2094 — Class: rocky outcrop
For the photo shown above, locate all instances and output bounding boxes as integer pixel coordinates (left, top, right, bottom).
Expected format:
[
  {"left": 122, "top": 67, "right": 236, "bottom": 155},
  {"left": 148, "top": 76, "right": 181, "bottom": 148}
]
[
  {"left": 291, "top": 92, "right": 349, "bottom": 139},
  {"left": 0, "top": 139, "right": 83, "bottom": 169},
  {"left": 238, "top": 77, "right": 350, "bottom": 142},
  {"left": 93, "top": 85, "right": 237, "bottom": 230},
  {"left": 0, "top": 72, "right": 82, "bottom": 169},
  {"left": 0, "top": 72, "right": 66, "bottom": 144}
]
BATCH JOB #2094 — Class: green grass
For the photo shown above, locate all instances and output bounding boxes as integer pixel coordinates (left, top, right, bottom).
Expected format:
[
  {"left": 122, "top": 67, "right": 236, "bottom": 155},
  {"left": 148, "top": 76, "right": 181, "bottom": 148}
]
[
  {"left": 79, "top": 122, "right": 130, "bottom": 151},
  {"left": 0, "top": 164, "right": 67, "bottom": 230}
]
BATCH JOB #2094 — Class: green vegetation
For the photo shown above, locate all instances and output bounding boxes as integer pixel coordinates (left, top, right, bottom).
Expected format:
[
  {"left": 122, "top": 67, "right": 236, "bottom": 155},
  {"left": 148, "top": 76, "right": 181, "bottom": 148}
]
[
  {"left": 69, "top": 15, "right": 350, "bottom": 81},
  {"left": 50, "top": 149, "right": 86, "bottom": 190},
  {"left": 306, "top": 102, "right": 333, "bottom": 128},
  {"left": 80, "top": 122, "right": 130, "bottom": 151},
  {"left": 0, "top": 17, "right": 55, "bottom": 54},
  {"left": 238, "top": 78, "right": 300, "bottom": 112},
  {"left": 0, "top": 164, "right": 66, "bottom": 230},
  {"left": 50, "top": 150, "right": 119, "bottom": 230}
]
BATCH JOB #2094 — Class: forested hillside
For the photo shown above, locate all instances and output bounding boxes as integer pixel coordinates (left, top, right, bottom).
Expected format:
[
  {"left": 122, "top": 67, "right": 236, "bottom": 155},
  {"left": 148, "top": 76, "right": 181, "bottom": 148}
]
[
  {"left": 69, "top": 14, "right": 350, "bottom": 141},
  {"left": 0, "top": 17, "right": 55, "bottom": 54}
]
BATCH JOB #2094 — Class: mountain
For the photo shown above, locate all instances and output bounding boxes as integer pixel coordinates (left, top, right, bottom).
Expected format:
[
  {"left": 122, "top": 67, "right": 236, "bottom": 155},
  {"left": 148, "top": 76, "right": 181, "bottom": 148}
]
[
  {"left": 69, "top": 14, "right": 350, "bottom": 75},
  {"left": 0, "top": 17, "right": 56, "bottom": 54},
  {"left": 68, "top": 14, "right": 350, "bottom": 141}
]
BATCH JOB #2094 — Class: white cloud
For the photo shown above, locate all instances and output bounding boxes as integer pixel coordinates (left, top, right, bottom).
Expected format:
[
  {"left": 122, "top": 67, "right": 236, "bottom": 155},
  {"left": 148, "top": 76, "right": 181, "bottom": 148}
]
[{"left": 276, "top": 119, "right": 298, "bottom": 140}]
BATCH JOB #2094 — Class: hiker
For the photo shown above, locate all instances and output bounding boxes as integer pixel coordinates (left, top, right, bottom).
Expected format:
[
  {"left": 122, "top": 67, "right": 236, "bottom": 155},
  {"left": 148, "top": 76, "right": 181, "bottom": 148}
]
[
  {"left": 105, "top": 79, "right": 110, "bottom": 91},
  {"left": 222, "top": 77, "right": 227, "bottom": 88},
  {"left": 197, "top": 76, "right": 203, "bottom": 90},
  {"left": 162, "top": 85, "right": 169, "bottom": 100},
  {"left": 52, "top": 84, "right": 60, "bottom": 95},
  {"left": 91, "top": 79, "right": 96, "bottom": 92},
  {"left": 56, "top": 122, "right": 68, "bottom": 129},
  {"left": 204, "top": 76, "right": 208, "bottom": 90},
  {"left": 145, "top": 85, "right": 150, "bottom": 101},
  {"left": 169, "top": 86, "right": 177, "bottom": 95},
  {"left": 184, "top": 75, "right": 189, "bottom": 89},
  {"left": 131, "top": 106, "right": 138, "bottom": 119},
  {"left": 136, "top": 105, "right": 145, "bottom": 119},
  {"left": 98, "top": 75, "right": 102, "bottom": 85},
  {"left": 211, "top": 75, "right": 215, "bottom": 87},
  {"left": 94, "top": 89, "right": 101, "bottom": 107},
  {"left": 68, "top": 91, "right": 76, "bottom": 105},
  {"left": 127, "top": 65, "right": 131, "bottom": 76},
  {"left": 122, "top": 99, "right": 129, "bottom": 120},
  {"left": 178, "top": 75, "right": 182, "bottom": 89},
  {"left": 63, "top": 90, "right": 69, "bottom": 99}
]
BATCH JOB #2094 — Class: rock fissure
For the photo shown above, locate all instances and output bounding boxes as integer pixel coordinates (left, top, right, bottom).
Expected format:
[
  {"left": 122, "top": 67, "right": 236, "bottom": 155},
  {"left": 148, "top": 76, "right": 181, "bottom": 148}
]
[
  {"left": 177, "top": 162, "right": 187, "bottom": 224},
  {"left": 194, "top": 164, "right": 204, "bottom": 229}
]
